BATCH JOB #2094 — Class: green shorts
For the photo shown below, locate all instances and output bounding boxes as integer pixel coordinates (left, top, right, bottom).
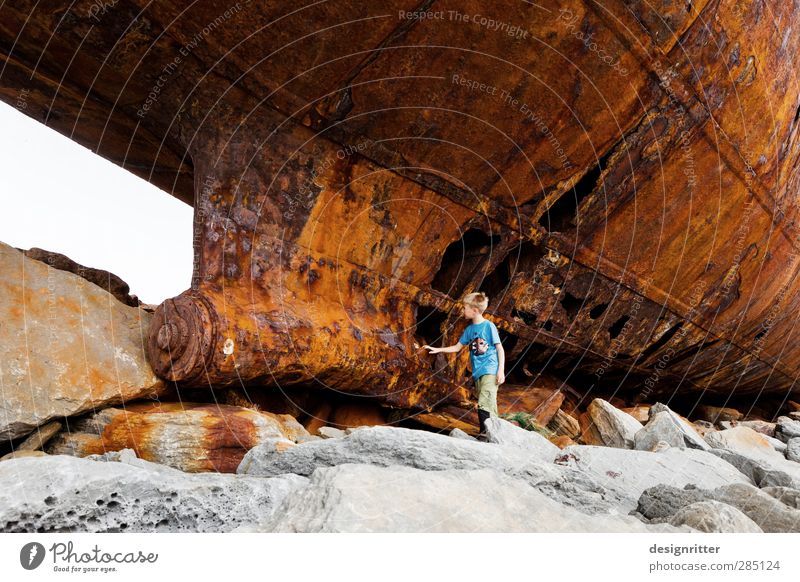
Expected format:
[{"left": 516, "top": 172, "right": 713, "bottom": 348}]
[{"left": 473, "top": 374, "right": 499, "bottom": 417}]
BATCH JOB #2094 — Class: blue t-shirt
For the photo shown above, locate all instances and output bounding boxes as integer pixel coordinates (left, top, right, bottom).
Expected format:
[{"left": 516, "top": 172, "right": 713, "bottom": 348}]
[{"left": 458, "top": 320, "right": 501, "bottom": 379}]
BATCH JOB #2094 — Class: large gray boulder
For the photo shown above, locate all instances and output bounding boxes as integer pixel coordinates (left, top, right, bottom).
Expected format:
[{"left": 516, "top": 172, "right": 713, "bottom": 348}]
[
  {"left": 555, "top": 444, "right": 750, "bottom": 512},
  {"left": 634, "top": 411, "right": 688, "bottom": 450},
  {"left": 242, "top": 464, "right": 685, "bottom": 533},
  {"left": 638, "top": 482, "right": 800, "bottom": 533},
  {"left": 0, "top": 452, "right": 307, "bottom": 532},
  {"left": 0, "top": 241, "right": 166, "bottom": 440},
  {"left": 668, "top": 500, "right": 763, "bottom": 533},
  {"left": 484, "top": 417, "right": 559, "bottom": 461},
  {"left": 238, "top": 425, "right": 630, "bottom": 516},
  {"left": 238, "top": 426, "right": 559, "bottom": 479},
  {"left": 705, "top": 426, "right": 786, "bottom": 464},
  {"left": 776, "top": 417, "right": 800, "bottom": 443},
  {"left": 647, "top": 403, "right": 710, "bottom": 450},
  {"left": 761, "top": 486, "right": 800, "bottom": 509},
  {"left": 586, "top": 399, "right": 643, "bottom": 448},
  {"left": 708, "top": 447, "right": 800, "bottom": 489}
]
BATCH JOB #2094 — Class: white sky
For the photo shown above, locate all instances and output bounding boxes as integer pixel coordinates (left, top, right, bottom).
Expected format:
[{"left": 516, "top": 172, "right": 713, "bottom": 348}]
[{"left": 0, "top": 101, "right": 193, "bottom": 305}]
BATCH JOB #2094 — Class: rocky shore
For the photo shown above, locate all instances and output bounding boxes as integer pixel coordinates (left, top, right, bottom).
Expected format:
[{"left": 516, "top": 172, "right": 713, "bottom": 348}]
[{"left": 2, "top": 241, "right": 800, "bottom": 533}]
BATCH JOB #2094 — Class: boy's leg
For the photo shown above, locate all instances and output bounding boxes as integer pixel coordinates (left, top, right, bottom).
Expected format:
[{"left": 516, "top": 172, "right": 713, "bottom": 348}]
[
  {"left": 477, "top": 374, "right": 499, "bottom": 418},
  {"left": 475, "top": 374, "right": 499, "bottom": 438}
]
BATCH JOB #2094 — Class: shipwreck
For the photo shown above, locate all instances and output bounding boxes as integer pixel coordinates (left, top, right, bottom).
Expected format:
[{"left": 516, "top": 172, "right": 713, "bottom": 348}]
[{"left": 2, "top": 0, "right": 800, "bottom": 425}]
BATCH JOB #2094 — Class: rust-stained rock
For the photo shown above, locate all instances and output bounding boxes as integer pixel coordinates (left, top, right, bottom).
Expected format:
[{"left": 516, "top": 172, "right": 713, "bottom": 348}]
[
  {"left": 0, "top": 241, "right": 166, "bottom": 441},
  {"left": 622, "top": 406, "right": 651, "bottom": 423},
  {"left": 547, "top": 409, "right": 581, "bottom": 439},
  {"left": 3, "top": 1, "right": 800, "bottom": 409},
  {"left": 695, "top": 406, "right": 743, "bottom": 424},
  {"left": 45, "top": 402, "right": 310, "bottom": 473}
]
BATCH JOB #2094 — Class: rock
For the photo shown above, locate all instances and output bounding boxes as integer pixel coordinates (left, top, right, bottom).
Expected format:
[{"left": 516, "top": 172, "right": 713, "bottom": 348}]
[
  {"left": 705, "top": 426, "right": 785, "bottom": 464},
  {"left": 238, "top": 425, "right": 559, "bottom": 479},
  {"left": 634, "top": 411, "right": 687, "bottom": 450},
  {"left": 86, "top": 447, "right": 138, "bottom": 463},
  {"left": 585, "top": 399, "right": 643, "bottom": 448},
  {"left": 639, "top": 482, "right": 800, "bottom": 533},
  {"left": 0, "top": 241, "right": 166, "bottom": 440},
  {"left": 45, "top": 402, "right": 310, "bottom": 473},
  {"left": 765, "top": 434, "right": 787, "bottom": 453},
  {"left": 22, "top": 247, "right": 139, "bottom": 307},
  {"left": 787, "top": 400, "right": 800, "bottom": 413},
  {"left": 245, "top": 464, "right": 683, "bottom": 533},
  {"left": 790, "top": 412, "right": 800, "bottom": 421},
  {"left": 484, "top": 417, "right": 559, "bottom": 462},
  {"left": 317, "top": 426, "right": 347, "bottom": 439},
  {"left": 0, "top": 450, "right": 48, "bottom": 462},
  {"left": 621, "top": 406, "right": 651, "bottom": 423},
  {"left": 294, "top": 434, "right": 322, "bottom": 444},
  {"left": 14, "top": 421, "right": 62, "bottom": 451},
  {"left": 738, "top": 420, "right": 776, "bottom": 437},
  {"left": 648, "top": 403, "right": 710, "bottom": 450},
  {"left": 703, "top": 426, "right": 800, "bottom": 486},
  {"left": 695, "top": 405, "right": 742, "bottom": 423},
  {"left": 668, "top": 500, "right": 762, "bottom": 533},
  {"left": 787, "top": 438, "right": 800, "bottom": 463},
  {"left": 547, "top": 409, "right": 581, "bottom": 438},
  {"left": 331, "top": 402, "right": 386, "bottom": 428},
  {"left": 237, "top": 425, "right": 631, "bottom": 515},
  {"left": 761, "top": 486, "right": 800, "bottom": 509},
  {"left": 449, "top": 428, "right": 476, "bottom": 440},
  {"left": 637, "top": 484, "right": 706, "bottom": 520},
  {"left": 555, "top": 444, "right": 751, "bottom": 512},
  {"left": 0, "top": 453, "right": 308, "bottom": 532},
  {"left": 776, "top": 416, "right": 800, "bottom": 443},
  {"left": 712, "top": 483, "right": 800, "bottom": 533},
  {"left": 708, "top": 448, "right": 800, "bottom": 489}
]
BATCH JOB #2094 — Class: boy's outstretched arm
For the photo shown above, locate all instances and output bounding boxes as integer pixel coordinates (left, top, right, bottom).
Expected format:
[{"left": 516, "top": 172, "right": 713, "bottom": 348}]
[
  {"left": 495, "top": 342, "right": 505, "bottom": 385},
  {"left": 423, "top": 342, "right": 464, "bottom": 354}
]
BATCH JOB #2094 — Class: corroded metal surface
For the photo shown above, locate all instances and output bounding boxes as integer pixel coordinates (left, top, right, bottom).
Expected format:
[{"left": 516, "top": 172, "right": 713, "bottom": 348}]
[{"left": 3, "top": 1, "right": 800, "bottom": 410}]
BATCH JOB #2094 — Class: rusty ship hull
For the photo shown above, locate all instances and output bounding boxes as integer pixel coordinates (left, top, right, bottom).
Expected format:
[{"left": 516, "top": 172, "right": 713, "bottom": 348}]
[{"left": 2, "top": 0, "right": 800, "bottom": 411}]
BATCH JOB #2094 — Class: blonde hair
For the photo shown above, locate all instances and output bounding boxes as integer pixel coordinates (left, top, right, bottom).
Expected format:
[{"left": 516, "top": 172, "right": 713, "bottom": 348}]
[{"left": 462, "top": 292, "right": 489, "bottom": 312}]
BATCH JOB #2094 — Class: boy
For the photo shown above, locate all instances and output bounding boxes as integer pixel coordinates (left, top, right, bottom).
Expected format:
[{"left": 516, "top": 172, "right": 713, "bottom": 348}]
[{"left": 423, "top": 292, "right": 505, "bottom": 439}]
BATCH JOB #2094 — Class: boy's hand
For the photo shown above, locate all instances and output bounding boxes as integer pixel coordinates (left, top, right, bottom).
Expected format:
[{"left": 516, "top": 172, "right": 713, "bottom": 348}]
[
  {"left": 423, "top": 345, "right": 441, "bottom": 354},
  {"left": 496, "top": 371, "right": 505, "bottom": 385}
]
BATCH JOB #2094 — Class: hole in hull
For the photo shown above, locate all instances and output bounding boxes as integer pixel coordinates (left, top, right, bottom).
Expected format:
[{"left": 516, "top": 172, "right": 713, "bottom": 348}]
[{"left": 431, "top": 228, "right": 501, "bottom": 297}]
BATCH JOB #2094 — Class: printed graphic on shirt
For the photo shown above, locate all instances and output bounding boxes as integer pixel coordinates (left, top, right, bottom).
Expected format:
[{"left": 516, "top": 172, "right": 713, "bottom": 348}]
[{"left": 469, "top": 336, "right": 489, "bottom": 355}]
